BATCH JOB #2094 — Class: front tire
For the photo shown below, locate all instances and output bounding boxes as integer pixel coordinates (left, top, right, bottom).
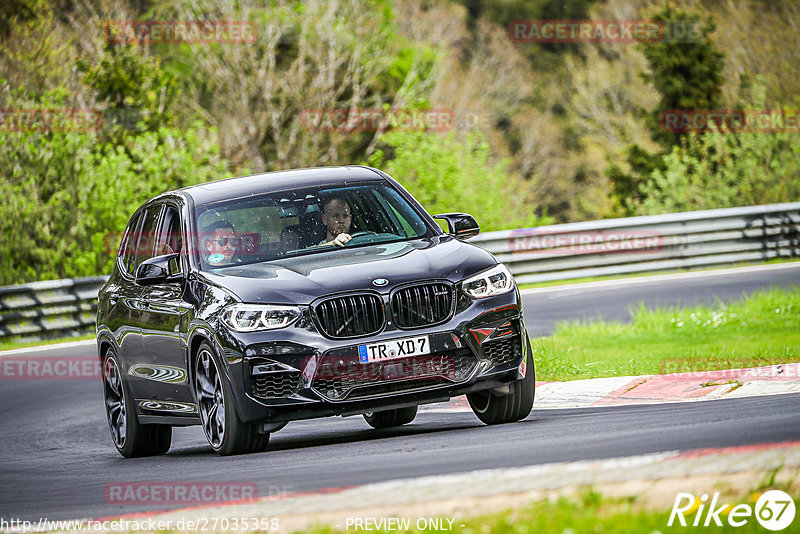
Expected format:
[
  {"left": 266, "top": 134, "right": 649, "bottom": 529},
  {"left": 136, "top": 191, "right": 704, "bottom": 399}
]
[
  {"left": 467, "top": 339, "right": 535, "bottom": 425},
  {"left": 363, "top": 406, "right": 418, "bottom": 429},
  {"left": 194, "top": 343, "right": 269, "bottom": 455},
  {"left": 103, "top": 350, "right": 172, "bottom": 458}
]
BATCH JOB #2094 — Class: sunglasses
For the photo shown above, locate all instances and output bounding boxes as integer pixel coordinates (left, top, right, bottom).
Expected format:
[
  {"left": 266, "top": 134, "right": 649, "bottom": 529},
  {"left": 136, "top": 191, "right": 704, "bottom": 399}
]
[{"left": 216, "top": 236, "right": 242, "bottom": 247}]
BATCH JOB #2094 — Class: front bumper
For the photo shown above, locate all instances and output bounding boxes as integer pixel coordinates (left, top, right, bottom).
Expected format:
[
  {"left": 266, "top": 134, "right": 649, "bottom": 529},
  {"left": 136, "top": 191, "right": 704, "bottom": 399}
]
[{"left": 217, "top": 289, "right": 528, "bottom": 424}]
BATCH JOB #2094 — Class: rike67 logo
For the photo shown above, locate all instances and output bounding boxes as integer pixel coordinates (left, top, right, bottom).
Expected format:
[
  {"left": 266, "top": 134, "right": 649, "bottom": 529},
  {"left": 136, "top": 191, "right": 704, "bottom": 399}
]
[{"left": 669, "top": 491, "right": 795, "bottom": 531}]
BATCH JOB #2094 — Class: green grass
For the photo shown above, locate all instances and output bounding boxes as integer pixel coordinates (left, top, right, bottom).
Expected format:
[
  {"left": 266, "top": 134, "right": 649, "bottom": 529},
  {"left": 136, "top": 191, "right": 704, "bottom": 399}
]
[
  {"left": 0, "top": 333, "right": 94, "bottom": 352},
  {"left": 301, "top": 489, "right": 776, "bottom": 534},
  {"left": 532, "top": 286, "right": 800, "bottom": 381},
  {"left": 517, "top": 258, "right": 800, "bottom": 290}
]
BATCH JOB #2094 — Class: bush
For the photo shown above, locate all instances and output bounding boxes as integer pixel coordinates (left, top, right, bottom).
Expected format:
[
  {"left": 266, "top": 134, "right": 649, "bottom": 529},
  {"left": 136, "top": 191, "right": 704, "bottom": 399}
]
[
  {"left": 367, "top": 131, "right": 551, "bottom": 231},
  {"left": 0, "top": 116, "right": 230, "bottom": 284},
  {"left": 639, "top": 128, "right": 800, "bottom": 214}
]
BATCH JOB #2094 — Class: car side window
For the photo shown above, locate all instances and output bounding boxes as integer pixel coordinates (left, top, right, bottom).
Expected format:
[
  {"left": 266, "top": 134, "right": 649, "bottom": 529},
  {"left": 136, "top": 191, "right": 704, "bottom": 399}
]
[
  {"left": 156, "top": 206, "right": 184, "bottom": 276},
  {"left": 154, "top": 206, "right": 183, "bottom": 256},
  {"left": 133, "top": 204, "right": 164, "bottom": 274},
  {"left": 119, "top": 211, "right": 143, "bottom": 276}
]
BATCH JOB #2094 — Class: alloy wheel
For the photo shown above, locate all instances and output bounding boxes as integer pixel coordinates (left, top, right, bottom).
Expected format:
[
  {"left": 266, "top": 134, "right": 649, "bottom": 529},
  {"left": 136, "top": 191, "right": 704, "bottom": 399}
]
[
  {"left": 195, "top": 349, "right": 226, "bottom": 449},
  {"left": 103, "top": 357, "right": 127, "bottom": 448}
]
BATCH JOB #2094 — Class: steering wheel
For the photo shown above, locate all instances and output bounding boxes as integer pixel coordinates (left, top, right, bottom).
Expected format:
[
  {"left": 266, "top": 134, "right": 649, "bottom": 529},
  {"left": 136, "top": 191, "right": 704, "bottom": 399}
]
[{"left": 349, "top": 231, "right": 378, "bottom": 238}]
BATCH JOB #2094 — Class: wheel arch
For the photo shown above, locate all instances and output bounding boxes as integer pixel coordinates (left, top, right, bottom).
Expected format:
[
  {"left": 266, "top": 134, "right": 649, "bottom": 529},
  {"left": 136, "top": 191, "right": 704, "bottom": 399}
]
[
  {"left": 186, "top": 326, "right": 219, "bottom": 399},
  {"left": 97, "top": 333, "right": 118, "bottom": 363}
]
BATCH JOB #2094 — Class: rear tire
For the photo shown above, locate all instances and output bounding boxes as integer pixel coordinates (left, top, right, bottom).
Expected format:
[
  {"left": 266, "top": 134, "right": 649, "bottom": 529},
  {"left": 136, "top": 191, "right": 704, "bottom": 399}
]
[
  {"left": 467, "top": 338, "right": 535, "bottom": 425},
  {"left": 194, "top": 342, "right": 270, "bottom": 455},
  {"left": 103, "top": 350, "right": 172, "bottom": 458},
  {"left": 363, "top": 406, "right": 418, "bottom": 429}
]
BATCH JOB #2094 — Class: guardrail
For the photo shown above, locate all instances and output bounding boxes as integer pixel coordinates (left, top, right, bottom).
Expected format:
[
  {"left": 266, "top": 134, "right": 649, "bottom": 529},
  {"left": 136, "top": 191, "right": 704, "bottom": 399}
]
[
  {"left": 472, "top": 202, "right": 800, "bottom": 284},
  {"left": 0, "top": 277, "right": 108, "bottom": 343},
  {"left": 1, "top": 203, "right": 798, "bottom": 343}
]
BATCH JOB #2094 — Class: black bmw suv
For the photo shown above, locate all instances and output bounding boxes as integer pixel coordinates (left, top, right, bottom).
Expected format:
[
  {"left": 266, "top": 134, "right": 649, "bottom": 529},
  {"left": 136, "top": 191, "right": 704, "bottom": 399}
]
[{"left": 96, "top": 166, "right": 534, "bottom": 456}]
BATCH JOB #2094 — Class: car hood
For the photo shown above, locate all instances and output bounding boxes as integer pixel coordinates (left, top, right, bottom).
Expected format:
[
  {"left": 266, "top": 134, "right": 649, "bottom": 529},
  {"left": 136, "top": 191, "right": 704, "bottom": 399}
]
[{"left": 199, "top": 236, "right": 497, "bottom": 305}]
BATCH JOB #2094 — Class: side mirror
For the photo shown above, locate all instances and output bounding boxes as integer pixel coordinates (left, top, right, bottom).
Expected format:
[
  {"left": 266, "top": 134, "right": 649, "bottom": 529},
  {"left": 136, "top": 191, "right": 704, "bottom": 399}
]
[
  {"left": 434, "top": 213, "right": 480, "bottom": 240},
  {"left": 135, "top": 253, "right": 184, "bottom": 286}
]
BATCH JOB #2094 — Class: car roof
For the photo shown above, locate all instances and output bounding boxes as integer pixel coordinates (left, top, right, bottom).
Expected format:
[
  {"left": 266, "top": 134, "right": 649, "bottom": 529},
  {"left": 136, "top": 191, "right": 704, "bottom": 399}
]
[{"left": 175, "top": 165, "right": 387, "bottom": 206}]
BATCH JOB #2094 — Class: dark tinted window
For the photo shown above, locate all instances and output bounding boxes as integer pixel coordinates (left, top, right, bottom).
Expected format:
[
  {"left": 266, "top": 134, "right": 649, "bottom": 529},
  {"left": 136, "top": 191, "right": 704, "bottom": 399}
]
[
  {"left": 119, "top": 211, "right": 143, "bottom": 276},
  {"left": 155, "top": 206, "right": 183, "bottom": 256},
  {"left": 134, "top": 205, "right": 164, "bottom": 273}
]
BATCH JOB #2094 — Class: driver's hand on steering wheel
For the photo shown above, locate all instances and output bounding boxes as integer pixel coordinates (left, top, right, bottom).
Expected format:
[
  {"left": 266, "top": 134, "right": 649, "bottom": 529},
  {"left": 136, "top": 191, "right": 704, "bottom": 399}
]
[{"left": 331, "top": 233, "right": 351, "bottom": 247}]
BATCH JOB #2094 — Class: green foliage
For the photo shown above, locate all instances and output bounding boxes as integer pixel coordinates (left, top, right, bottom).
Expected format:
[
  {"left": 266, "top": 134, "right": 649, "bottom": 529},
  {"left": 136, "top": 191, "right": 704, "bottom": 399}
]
[
  {"left": 609, "top": 6, "right": 726, "bottom": 213},
  {"left": 639, "top": 128, "right": 800, "bottom": 214},
  {"left": 640, "top": 7, "right": 725, "bottom": 147},
  {"left": 606, "top": 144, "right": 664, "bottom": 214},
  {"left": 636, "top": 78, "right": 800, "bottom": 214},
  {"left": 367, "top": 131, "right": 551, "bottom": 232},
  {"left": 0, "top": 90, "right": 230, "bottom": 285},
  {"left": 460, "top": 0, "right": 597, "bottom": 34},
  {"left": 460, "top": 0, "right": 599, "bottom": 61},
  {"left": 0, "top": 0, "right": 72, "bottom": 93},
  {"left": 0, "top": 0, "right": 39, "bottom": 38},
  {"left": 0, "top": 25, "right": 232, "bottom": 284},
  {"left": 2, "top": 0, "right": 799, "bottom": 286},
  {"left": 78, "top": 43, "right": 181, "bottom": 137},
  {"left": 533, "top": 287, "right": 800, "bottom": 381}
]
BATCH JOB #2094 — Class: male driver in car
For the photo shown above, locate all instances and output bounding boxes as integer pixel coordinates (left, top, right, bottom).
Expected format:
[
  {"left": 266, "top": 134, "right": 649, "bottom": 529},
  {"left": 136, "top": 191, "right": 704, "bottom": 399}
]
[
  {"left": 204, "top": 219, "right": 241, "bottom": 265},
  {"left": 319, "top": 196, "right": 353, "bottom": 247}
]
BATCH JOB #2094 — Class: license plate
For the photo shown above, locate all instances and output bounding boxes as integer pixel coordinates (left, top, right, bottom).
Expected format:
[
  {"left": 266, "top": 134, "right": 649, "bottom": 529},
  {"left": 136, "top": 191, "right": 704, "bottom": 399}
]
[{"left": 358, "top": 335, "right": 430, "bottom": 364}]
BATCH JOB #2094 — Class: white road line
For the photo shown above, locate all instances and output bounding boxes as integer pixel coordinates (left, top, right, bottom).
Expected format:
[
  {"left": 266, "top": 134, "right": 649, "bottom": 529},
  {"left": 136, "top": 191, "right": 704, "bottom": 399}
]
[
  {"left": 0, "top": 339, "right": 95, "bottom": 357},
  {"left": 520, "top": 261, "right": 800, "bottom": 295}
]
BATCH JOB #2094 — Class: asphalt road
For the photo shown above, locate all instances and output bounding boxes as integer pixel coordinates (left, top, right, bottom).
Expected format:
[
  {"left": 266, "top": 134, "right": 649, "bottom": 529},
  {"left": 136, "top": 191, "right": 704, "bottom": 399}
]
[{"left": 1, "top": 264, "right": 799, "bottom": 521}]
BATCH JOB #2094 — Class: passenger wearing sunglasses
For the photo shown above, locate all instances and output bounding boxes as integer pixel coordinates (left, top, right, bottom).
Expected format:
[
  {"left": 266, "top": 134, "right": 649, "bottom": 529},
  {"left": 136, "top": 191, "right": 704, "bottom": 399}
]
[{"left": 203, "top": 220, "right": 242, "bottom": 266}]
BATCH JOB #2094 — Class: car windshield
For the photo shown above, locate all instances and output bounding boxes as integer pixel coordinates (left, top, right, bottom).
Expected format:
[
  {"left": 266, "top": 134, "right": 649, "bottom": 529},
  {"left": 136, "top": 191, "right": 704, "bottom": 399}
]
[{"left": 194, "top": 182, "right": 431, "bottom": 270}]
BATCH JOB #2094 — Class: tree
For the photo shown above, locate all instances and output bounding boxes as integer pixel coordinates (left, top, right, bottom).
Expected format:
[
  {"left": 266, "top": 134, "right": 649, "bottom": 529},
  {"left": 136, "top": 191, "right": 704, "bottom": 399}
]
[
  {"left": 154, "top": 0, "right": 438, "bottom": 172},
  {"left": 0, "top": 88, "right": 230, "bottom": 284},
  {"left": 640, "top": 129, "right": 800, "bottom": 214},
  {"left": 608, "top": 6, "right": 726, "bottom": 214},
  {"left": 78, "top": 42, "right": 181, "bottom": 139},
  {"left": 367, "top": 131, "right": 551, "bottom": 231}
]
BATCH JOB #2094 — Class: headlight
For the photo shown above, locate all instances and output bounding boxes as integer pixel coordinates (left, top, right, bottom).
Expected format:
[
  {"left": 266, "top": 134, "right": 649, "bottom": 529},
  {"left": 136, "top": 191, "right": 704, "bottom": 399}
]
[
  {"left": 461, "top": 264, "right": 516, "bottom": 299},
  {"left": 223, "top": 304, "right": 302, "bottom": 332}
]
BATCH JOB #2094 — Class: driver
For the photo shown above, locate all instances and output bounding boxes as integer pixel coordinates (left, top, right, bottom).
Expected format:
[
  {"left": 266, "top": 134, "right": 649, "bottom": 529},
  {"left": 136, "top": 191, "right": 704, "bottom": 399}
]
[
  {"left": 203, "top": 219, "right": 240, "bottom": 266},
  {"left": 319, "top": 196, "right": 353, "bottom": 247}
]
